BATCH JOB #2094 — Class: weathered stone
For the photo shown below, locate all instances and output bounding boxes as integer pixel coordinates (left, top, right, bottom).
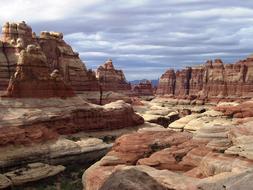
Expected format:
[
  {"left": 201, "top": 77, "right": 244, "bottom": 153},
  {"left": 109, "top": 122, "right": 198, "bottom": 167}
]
[
  {"left": 96, "top": 59, "right": 131, "bottom": 91},
  {"left": 132, "top": 80, "right": 154, "bottom": 96},
  {"left": 4, "top": 163, "right": 65, "bottom": 186},
  {"left": 156, "top": 57, "right": 253, "bottom": 102},
  {"left": 0, "top": 174, "right": 12, "bottom": 189},
  {"left": 2, "top": 44, "right": 75, "bottom": 98},
  {"left": 0, "top": 98, "right": 144, "bottom": 146},
  {"left": 99, "top": 168, "right": 168, "bottom": 190}
]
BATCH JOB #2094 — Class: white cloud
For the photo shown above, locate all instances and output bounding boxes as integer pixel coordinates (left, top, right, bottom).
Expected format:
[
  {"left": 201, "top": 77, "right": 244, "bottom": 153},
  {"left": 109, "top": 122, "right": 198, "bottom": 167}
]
[
  {"left": 0, "top": 0, "right": 103, "bottom": 23},
  {"left": 179, "top": 7, "right": 253, "bottom": 19},
  {"left": 1, "top": 0, "right": 253, "bottom": 80}
]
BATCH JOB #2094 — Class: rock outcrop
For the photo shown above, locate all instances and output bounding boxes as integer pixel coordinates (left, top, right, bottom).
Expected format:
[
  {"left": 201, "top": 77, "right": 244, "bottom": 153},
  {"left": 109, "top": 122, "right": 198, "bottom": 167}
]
[
  {"left": 96, "top": 59, "right": 131, "bottom": 91},
  {"left": 99, "top": 168, "right": 168, "bottom": 190},
  {"left": 156, "top": 69, "right": 175, "bottom": 95},
  {"left": 0, "top": 98, "right": 144, "bottom": 146},
  {"left": 157, "top": 58, "right": 253, "bottom": 102},
  {"left": 2, "top": 44, "right": 75, "bottom": 98},
  {"left": 38, "top": 31, "right": 100, "bottom": 92},
  {"left": 83, "top": 118, "right": 253, "bottom": 190},
  {"left": 215, "top": 99, "right": 253, "bottom": 118},
  {"left": 0, "top": 21, "right": 99, "bottom": 93},
  {"left": 132, "top": 80, "right": 154, "bottom": 96},
  {"left": 4, "top": 163, "right": 65, "bottom": 186}
]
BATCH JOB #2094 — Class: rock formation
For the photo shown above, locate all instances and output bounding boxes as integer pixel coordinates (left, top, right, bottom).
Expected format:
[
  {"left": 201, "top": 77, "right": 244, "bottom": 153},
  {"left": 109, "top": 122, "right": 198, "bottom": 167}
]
[
  {"left": 96, "top": 59, "right": 131, "bottom": 91},
  {"left": 83, "top": 115, "right": 253, "bottom": 190},
  {"left": 99, "top": 168, "right": 168, "bottom": 190},
  {"left": 0, "top": 21, "right": 99, "bottom": 93},
  {"left": 156, "top": 69, "right": 175, "bottom": 95},
  {"left": 3, "top": 44, "right": 75, "bottom": 98},
  {"left": 215, "top": 99, "right": 253, "bottom": 118},
  {"left": 0, "top": 98, "right": 144, "bottom": 146},
  {"left": 38, "top": 31, "right": 99, "bottom": 92},
  {"left": 157, "top": 58, "right": 253, "bottom": 102},
  {"left": 132, "top": 80, "right": 154, "bottom": 96},
  {"left": 4, "top": 163, "right": 65, "bottom": 186}
]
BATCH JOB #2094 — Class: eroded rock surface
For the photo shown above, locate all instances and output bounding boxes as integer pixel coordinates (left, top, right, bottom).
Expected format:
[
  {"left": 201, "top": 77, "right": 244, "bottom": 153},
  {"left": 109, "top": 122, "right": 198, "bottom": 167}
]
[
  {"left": 215, "top": 99, "right": 253, "bottom": 118},
  {"left": 96, "top": 59, "right": 131, "bottom": 92},
  {"left": 157, "top": 58, "right": 253, "bottom": 102},
  {"left": 84, "top": 104, "right": 253, "bottom": 190},
  {"left": 0, "top": 21, "right": 99, "bottom": 93},
  {"left": 0, "top": 98, "right": 144, "bottom": 146},
  {"left": 4, "top": 163, "right": 65, "bottom": 186},
  {"left": 2, "top": 44, "right": 75, "bottom": 98},
  {"left": 99, "top": 168, "right": 169, "bottom": 190},
  {"left": 132, "top": 80, "right": 154, "bottom": 96}
]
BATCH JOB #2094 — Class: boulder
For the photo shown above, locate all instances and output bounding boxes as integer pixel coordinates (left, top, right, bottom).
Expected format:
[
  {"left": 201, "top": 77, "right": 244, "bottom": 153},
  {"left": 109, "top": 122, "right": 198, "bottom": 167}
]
[{"left": 99, "top": 168, "right": 168, "bottom": 190}]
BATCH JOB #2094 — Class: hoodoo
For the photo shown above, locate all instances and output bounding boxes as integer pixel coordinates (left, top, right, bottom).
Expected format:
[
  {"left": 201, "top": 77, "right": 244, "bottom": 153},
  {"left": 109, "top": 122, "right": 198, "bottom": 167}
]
[{"left": 96, "top": 59, "right": 131, "bottom": 91}]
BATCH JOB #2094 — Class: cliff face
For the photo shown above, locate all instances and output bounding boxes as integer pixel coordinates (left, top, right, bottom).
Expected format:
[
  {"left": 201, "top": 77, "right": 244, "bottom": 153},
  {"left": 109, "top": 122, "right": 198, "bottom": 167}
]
[
  {"left": 157, "top": 58, "right": 253, "bottom": 101},
  {"left": 96, "top": 59, "right": 131, "bottom": 91},
  {"left": 0, "top": 21, "right": 99, "bottom": 92},
  {"left": 156, "top": 69, "right": 176, "bottom": 95}
]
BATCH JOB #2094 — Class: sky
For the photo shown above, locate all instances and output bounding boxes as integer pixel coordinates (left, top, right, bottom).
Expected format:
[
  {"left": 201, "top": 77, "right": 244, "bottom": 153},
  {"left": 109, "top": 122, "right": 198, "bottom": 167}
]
[{"left": 0, "top": 0, "right": 253, "bottom": 80}]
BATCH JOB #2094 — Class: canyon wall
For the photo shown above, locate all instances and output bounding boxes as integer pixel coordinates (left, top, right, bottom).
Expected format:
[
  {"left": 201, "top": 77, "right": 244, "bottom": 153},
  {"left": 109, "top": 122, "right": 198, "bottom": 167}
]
[{"left": 157, "top": 58, "right": 253, "bottom": 101}]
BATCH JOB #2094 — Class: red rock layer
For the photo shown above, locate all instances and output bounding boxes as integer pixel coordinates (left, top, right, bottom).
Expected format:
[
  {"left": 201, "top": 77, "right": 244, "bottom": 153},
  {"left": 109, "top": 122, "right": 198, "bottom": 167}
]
[
  {"left": 0, "top": 126, "right": 59, "bottom": 146},
  {"left": 215, "top": 101, "right": 253, "bottom": 118},
  {"left": 96, "top": 59, "right": 131, "bottom": 91},
  {"left": 37, "top": 31, "right": 99, "bottom": 92},
  {"left": 132, "top": 80, "right": 154, "bottom": 96},
  {"left": 156, "top": 69, "right": 175, "bottom": 95},
  {"left": 157, "top": 58, "right": 253, "bottom": 101},
  {"left": 2, "top": 44, "right": 75, "bottom": 98},
  {"left": 0, "top": 100, "right": 144, "bottom": 146}
]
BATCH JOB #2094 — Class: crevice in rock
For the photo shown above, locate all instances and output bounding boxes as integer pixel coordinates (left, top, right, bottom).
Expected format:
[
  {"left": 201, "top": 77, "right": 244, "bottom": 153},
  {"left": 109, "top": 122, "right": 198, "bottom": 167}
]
[{"left": 2, "top": 42, "right": 11, "bottom": 79}]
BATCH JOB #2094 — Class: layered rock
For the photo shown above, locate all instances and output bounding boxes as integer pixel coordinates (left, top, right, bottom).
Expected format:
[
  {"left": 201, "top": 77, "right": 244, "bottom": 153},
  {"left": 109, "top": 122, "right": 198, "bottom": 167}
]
[
  {"left": 4, "top": 163, "right": 65, "bottom": 186},
  {"left": 157, "top": 57, "right": 253, "bottom": 102},
  {"left": 0, "top": 98, "right": 144, "bottom": 146},
  {"left": 215, "top": 99, "right": 253, "bottom": 118},
  {"left": 0, "top": 21, "right": 99, "bottom": 93},
  {"left": 83, "top": 118, "right": 253, "bottom": 190},
  {"left": 2, "top": 44, "right": 75, "bottom": 98},
  {"left": 96, "top": 59, "right": 131, "bottom": 91},
  {"left": 156, "top": 69, "right": 175, "bottom": 95},
  {"left": 132, "top": 80, "right": 154, "bottom": 96},
  {"left": 0, "top": 137, "right": 112, "bottom": 168},
  {"left": 99, "top": 168, "right": 168, "bottom": 190},
  {"left": 38, "top": 31, "right": 99, "bottom": 92}
]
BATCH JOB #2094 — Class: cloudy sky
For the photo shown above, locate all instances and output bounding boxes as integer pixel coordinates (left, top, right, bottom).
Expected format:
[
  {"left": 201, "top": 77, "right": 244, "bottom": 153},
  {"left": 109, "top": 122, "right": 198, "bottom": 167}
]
[{"left": 0, "top": 0, "right": 253, "bottom": 80}]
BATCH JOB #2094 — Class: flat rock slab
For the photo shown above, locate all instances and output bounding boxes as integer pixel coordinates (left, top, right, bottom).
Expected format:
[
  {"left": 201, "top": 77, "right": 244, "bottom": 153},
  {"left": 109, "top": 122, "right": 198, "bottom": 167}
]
[
  {"left": 0, "top": 174, "right": 12, "bottom": 189},
  {"left": 4, "top": 163, "right": 65, "bottom": 186},
  {"left": 0, "top": 137, "right": 112, "bottom": 168}
]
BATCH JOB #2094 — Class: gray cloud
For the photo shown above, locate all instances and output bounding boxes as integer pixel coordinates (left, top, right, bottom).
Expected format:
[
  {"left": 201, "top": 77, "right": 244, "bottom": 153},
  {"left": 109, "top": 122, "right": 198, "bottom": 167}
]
[{"left": 0, "top": 0, "right": 253, "bottom": 80}]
